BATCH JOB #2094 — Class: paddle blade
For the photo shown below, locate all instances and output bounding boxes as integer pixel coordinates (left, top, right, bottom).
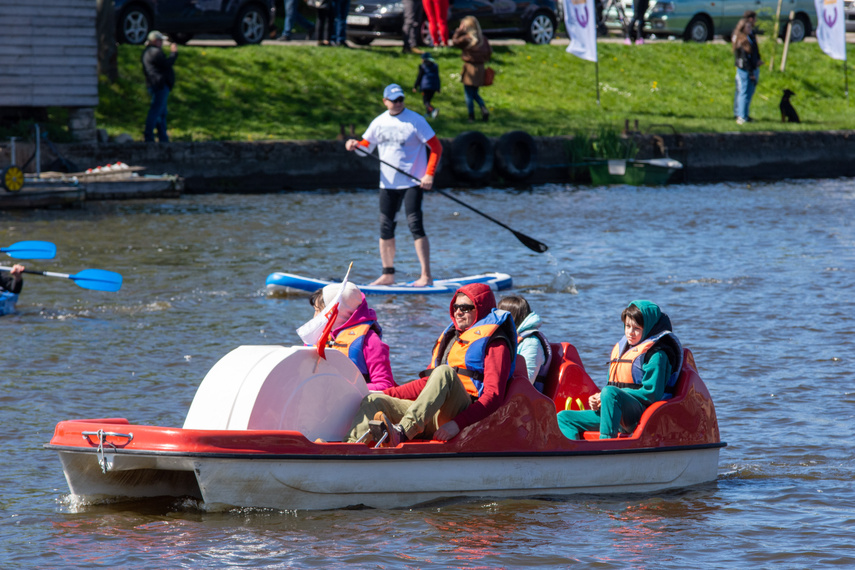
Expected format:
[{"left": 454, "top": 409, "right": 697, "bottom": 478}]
[
  {"left": 2, "top": 240, "right": 57, "bottom": 260},
  {"left": 514, "top": 231, "right": 549, "bottom": 253},
  {"left": 69, "top": 269, "right": 123, "bottom": 292}
]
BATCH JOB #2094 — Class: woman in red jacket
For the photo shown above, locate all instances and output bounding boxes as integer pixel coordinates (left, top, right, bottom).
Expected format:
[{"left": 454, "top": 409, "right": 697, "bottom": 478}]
[{"left": 344, "top": 283, "right": 520, "bottom": 447}]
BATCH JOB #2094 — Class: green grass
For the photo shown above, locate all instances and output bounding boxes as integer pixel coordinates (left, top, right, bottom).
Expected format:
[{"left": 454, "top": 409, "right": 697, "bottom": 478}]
[{"left": 94, "top": 39, "right": 855, "bottom": 141}]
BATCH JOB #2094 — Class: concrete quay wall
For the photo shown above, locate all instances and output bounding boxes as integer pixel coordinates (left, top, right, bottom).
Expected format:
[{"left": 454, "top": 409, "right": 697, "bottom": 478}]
[{"left": 53, "top": 130, "right": 855, "bottom": 193}]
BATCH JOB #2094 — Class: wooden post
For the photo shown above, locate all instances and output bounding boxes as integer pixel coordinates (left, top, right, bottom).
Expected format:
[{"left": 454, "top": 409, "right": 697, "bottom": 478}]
[
  {"left": 769, "top": 0, "right": 784, "bottom": 70},
  {"left": 780, "top": 11, "right": 794, "bottom": 72},
  {"left": 96, "top": 0, "right": 118, "bottom": 83}
]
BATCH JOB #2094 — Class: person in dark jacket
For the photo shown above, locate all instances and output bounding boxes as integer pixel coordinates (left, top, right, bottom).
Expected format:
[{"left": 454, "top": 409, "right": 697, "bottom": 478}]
[
  {"left": 413, "top": 52, "right": 441, "bottom": 118},
  {"left": 0, "top": 264, "right": 24, "bottom": 294},
  {"left": 732, "top": 11, "right": 762, "bottom": 125},
  {"left": 141, "top": 31, "right": 178, "bottom": 142}
]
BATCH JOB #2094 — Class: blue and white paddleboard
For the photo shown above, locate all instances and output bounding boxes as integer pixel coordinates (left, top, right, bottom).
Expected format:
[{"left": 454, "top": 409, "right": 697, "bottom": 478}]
[
  {"left": 265, "top": 272, "right": 512, "bottom": 296},
  {"left": 0, "top": 291, "right": 18, "bottom": 316}
]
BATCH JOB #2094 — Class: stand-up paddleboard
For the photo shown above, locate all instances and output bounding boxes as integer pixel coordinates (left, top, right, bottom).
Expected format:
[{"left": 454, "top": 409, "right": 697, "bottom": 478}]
[
  {"left": 266, "top": 271, "right": 512, "bottom": 296},
  {"left": 0, "top": 291, "right": 18, "bottom": 316}
]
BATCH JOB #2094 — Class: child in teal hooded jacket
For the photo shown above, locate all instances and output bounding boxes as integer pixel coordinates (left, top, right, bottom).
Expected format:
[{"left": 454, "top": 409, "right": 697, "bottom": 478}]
[{"left": 557, "top": 300, "right": 681, "bottom": 440}]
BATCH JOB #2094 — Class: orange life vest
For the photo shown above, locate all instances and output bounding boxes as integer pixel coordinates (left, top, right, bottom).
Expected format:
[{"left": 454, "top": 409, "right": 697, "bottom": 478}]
[
  {"left": 607, "top": 330, "right": 682, "bottom": 394},
  {"left": 326, "top": 322, "right": 377, "bottom": 378},
  {"left": 422, "top": 309, "right": 517, "bottom": 397}
]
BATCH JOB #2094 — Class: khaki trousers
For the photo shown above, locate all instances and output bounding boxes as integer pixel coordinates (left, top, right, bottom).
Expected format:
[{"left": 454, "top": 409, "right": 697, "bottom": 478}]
[{"left": 346, "top": 364, "right": 473, "bottom": 442}]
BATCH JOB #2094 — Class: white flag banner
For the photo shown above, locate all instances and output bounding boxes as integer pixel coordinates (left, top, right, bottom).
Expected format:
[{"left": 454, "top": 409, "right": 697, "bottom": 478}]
[
  {"left": 563, "top": 0, "right": 598, "bottom": 62},
  {"left": 815, "top": 0, "right": 847, "bottom": 60},
  {"left": 296, "top": 263, "right": 352, "bottom": 346}
]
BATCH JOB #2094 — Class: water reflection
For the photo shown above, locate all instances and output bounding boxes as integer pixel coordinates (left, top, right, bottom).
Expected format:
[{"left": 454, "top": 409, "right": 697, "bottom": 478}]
[{"left": 3, "top": 179, "right": 855, "bottom": 567}]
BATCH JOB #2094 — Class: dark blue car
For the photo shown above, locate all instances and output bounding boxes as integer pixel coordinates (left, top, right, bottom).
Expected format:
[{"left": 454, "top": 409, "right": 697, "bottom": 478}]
[
  {"left": 115, "top": 0, "right": 277, "bottom": 45},
  {"left": 346, "top": 0, "right": 558, "bottom": 45}
]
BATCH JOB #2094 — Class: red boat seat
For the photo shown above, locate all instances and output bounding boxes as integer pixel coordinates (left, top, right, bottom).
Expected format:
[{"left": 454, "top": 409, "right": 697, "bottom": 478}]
[
  {"left": 581, "top": 348, "right": 695, "bottom": 441},
  {"left": 543, "top": 342, "right": 599, "bottom": 414}
]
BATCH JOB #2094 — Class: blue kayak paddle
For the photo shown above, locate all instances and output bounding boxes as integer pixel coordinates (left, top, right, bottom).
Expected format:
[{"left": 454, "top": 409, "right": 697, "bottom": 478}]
[
  {"left": 0, "top": 266, "right": 123, "bottom": 292},
  {"left": 1, "top": 240, "right": 57, "bottom": 260}
]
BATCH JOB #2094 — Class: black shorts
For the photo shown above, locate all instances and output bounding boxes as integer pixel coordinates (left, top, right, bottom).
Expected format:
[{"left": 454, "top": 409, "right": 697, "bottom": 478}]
[{"left": 378, "top": 186, "right": 426, "bottom": 240}]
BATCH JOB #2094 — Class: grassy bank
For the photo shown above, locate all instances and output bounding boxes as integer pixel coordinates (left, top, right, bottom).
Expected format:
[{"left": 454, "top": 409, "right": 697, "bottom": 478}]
[{"left": 96, "top": 39, "right": 855, "bottom": 141}]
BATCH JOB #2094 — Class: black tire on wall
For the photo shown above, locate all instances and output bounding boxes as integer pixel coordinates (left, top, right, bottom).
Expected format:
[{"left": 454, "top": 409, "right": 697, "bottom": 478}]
[
  {"left": 450, "top": 131, "right": 494, "bottom": 184},
  {"left": 494, "top": 131, "right": 538, "bottom": 182}
]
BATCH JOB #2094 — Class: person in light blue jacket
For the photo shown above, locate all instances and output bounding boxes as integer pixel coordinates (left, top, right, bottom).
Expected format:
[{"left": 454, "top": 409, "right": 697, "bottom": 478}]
[{"left": 498, "top": 295, "right": 551, "bottom": 393}]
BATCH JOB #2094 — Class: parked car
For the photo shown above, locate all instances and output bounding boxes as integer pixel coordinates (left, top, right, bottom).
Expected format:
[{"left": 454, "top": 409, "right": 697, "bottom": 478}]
[
  {"left": 638, "top": 0, "right": 816, "bottom": 42},
  {"left": 846, "top": 0, "right": 855, "bottom": 32},
  {"left": 115, "top": 0, "right": 276, "bottom": 45},
  {"left": 346, "top": 0, "right": 559, "bottom": 46}
]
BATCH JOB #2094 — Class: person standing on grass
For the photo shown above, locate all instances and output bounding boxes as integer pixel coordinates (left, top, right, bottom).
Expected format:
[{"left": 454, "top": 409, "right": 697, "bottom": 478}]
[
  {"left": 277, "top": 0, "right": 315, "bottom": 41},
  {"left": 331, "top": 0, "right": 351, "bottom": 47},
  {"left": 345, "top": 83, "right": 443, "bottom": 287},
  {"left": 401, "top": 0, "right": 423, "bottom": 54},
  {"left": 141, "top": 31, "right": 177, "bottom": 142},
  {"left": 733, "top": 10, "right": 762, "bottom": 125},
  {"left": 422, "top": 0, "right": 450, "bottom": 47},
  {"left": 625, "top": 0, "right": 649, "bottom": 45},
  {"left": 452, "top": 16, "right": 491, "bottom": 123},
  {"left": 413, "top": 52, "right": 441, "bottom": 119}
]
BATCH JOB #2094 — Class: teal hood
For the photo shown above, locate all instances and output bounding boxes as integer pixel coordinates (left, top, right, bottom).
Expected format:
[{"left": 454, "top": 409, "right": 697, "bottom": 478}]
[{"left": 628, "top": 300, "right": 661, "bottom": 340}]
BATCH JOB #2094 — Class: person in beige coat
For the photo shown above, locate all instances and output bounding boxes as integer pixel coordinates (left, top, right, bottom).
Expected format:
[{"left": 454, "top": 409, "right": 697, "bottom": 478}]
[{"left": 452, "top": 16, "right": 492, "bottom": 122}]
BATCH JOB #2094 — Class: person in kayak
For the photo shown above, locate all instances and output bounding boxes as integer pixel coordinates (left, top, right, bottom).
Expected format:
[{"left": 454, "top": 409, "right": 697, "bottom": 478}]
[
  {"left": 345, "top": 282, "right": 520, "bottom": 446},
  {"left": 557, "top": 300, "right": 682, "bottom": 440},
  {"left": 345, "top": 83, "right": 443, "bottom": 288},
  {"left": 498, "top": 295, "right": 551, "bottom": 393},
  {"left": 0, "top": 264, "right": 25, "bottom": 294},
  {"left": 312, "top": 282, "right": 396, "bottom": 391}
]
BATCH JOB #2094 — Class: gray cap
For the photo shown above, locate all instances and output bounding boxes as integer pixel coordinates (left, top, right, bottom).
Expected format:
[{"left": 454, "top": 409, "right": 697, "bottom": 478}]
[{"left": 147, "top": 30, "right": 164, "bottom": 42}]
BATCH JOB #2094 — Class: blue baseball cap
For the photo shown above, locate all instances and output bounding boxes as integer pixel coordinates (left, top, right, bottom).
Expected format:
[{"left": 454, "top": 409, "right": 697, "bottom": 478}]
[{"left": 383, "top": 83, "right": 405, "bottom": 100}]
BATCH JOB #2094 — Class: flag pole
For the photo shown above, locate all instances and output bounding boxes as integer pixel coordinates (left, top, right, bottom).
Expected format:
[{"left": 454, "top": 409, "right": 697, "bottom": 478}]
[
  {"left": 596, "top": 59, "right": 600, "bottom": 105},
  {"left": 845, "top": 59, "right": 850, "bottom": 103}
]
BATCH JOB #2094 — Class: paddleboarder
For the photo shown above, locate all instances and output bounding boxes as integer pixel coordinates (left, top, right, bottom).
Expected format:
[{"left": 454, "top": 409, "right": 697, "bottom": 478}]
[
  {"left": 345, "top": 83, "right": 443, "bottom": 287},
  {"left": 0, "top": 264, "right": 24, "bottom": 294}
]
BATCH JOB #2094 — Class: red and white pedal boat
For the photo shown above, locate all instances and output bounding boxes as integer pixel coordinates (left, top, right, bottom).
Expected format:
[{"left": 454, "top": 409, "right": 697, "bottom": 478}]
[{"left": 46, "top": 343, "right": 726, "bottom": 511}]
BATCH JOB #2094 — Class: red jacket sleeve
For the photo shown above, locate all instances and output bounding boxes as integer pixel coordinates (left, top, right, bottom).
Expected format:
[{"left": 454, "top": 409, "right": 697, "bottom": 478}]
[
  {"left": 425, "top": 136, "right": 442, "bottom": 176},
  {"left": 383, "top": 376, "right": 427, "bottom": 400},
  {"left": 452, "top": 339, "right": 511, "bottom": 430}
]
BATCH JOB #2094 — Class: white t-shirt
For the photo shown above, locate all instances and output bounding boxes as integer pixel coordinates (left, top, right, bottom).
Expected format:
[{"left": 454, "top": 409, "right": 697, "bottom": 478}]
[{"left": 361, "top": 108, "right": 436, "bottom": 189}]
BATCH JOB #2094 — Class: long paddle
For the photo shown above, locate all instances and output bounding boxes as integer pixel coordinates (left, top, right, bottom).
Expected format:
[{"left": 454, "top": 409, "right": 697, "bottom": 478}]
[
  {"left": 354, "top": 147, "right": 549, "bottom": 253},
  {"left": 0, "top": 266, "right": 123, "bottom": 292},
  {"left": 1, "top": 240, "right": 57, "bottom": 260}
]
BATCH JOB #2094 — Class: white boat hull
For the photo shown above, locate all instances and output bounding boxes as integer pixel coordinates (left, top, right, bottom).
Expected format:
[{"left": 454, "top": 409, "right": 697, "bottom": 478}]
[{"left": 56, "top": 445, "right": 721, "bottom": 510}]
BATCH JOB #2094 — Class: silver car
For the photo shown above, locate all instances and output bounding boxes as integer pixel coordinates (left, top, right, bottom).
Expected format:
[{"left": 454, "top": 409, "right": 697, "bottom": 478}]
[
  {"left": 846, "top": 0, "right": 855, "bottom": 32},
  {"left": 637, "top": 0, "right": 817, "bottom": 42}
]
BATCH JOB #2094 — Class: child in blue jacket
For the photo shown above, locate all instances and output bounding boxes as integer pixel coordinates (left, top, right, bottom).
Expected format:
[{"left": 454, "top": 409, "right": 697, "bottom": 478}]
[{"left": 413, "top": 52, "right": 441, "bottom": 119}]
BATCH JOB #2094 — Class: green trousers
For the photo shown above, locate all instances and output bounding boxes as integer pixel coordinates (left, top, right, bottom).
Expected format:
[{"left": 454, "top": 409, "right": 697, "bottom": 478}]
[
  {"left": 346, "top": 364, "right": 473, "bottom": 442},
  {"left": 556, "top": 385, "right": 646, "bottom": 439}
]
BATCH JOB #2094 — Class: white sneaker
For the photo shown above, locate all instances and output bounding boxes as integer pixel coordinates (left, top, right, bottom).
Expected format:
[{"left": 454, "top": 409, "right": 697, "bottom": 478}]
[
  {"left": 736, "top": 117, "right": 746, "bottom": 125},
  {"left": 430, "top": 108, "right": 439, "bottom": 119}
]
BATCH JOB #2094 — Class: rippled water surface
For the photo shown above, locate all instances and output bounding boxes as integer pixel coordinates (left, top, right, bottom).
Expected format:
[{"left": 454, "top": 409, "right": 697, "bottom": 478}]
[{"left": 2, "top": 179, "right": 854, "bottom": 568}]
